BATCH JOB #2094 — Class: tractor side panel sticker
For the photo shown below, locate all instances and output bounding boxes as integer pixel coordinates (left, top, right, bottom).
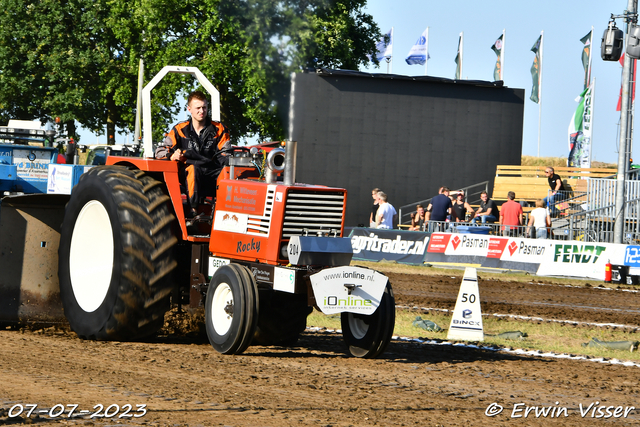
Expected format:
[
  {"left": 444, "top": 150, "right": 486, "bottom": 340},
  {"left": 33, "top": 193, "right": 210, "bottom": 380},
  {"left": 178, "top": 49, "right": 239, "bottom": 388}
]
[
  {"left": 14, "top": 148, "right": 50, "bottom": 181},
  {"left": 208, "top": 257, "right": 230, "bottom": 277},
  {"left": 213, "top": 210, "right": 248, "bottom": 234},
  {"left": 273, "top": 267, "right": 296, "bottom": 293}
]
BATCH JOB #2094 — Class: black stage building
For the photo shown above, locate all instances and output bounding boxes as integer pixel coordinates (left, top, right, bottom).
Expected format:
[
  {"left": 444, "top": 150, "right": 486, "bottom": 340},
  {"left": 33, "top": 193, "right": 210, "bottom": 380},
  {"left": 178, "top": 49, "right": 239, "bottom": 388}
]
[{"left": 288, "top": 68, "right": 525, "bottom": 227}]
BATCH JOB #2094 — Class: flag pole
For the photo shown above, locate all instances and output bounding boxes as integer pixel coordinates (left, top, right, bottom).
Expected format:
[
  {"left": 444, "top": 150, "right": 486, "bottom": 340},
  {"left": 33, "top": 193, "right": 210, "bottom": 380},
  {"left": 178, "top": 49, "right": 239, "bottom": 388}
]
[
  {"left": 425, "top": 27, "right": 429, "bottom": 76},
  {"left": 389, "top": 27, "right": 394, "bottom": 74},
  {"left": 501, "top": 29, "right": 505, "bottom": 80},
  {"left": 537, "top": 31, "right": 544, "bottom": 157},
  {"left": 587, "top": 26, "right": 594, "bottom": 86},
  {"left": 614, "top": 0, "right": 637, "bottom": 244}
]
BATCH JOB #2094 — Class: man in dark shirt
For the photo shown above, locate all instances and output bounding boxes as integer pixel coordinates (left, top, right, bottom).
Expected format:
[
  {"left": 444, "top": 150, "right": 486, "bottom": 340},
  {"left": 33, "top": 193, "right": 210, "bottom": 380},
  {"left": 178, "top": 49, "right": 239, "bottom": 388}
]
[
  {"left": 159, "top": 90, "right": 231, "bottom": 218},
  {"left": 470, "top": 191, "right": 498, "bottom": 224},
  {"left": 543, "top": 167, "right": 565, "bottom": 217},
  {"left": 426, "top": 187, "right": 452, "bottom": 231}
]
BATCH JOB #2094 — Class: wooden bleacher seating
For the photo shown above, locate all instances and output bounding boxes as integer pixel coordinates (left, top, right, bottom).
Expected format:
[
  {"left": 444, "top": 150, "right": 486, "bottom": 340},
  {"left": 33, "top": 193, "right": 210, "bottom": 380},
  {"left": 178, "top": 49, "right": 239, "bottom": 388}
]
[{"left": 492, "top": 165, "right": 617, "bottom": 215}]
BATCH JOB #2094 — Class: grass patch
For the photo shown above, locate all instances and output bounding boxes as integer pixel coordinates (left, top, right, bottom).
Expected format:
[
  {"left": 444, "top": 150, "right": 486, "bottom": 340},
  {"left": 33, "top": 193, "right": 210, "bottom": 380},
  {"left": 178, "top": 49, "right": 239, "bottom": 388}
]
[
  {"left": 308, "top": 307, "right": 640, "bottom": 361},
  {"left": 521, "top": 155, "right": 615, "bottom": 169}
]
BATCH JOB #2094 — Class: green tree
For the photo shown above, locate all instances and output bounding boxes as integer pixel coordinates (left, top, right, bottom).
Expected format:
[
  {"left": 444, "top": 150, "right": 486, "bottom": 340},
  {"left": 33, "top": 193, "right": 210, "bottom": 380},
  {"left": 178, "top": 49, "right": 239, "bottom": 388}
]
[
  {"left": 0, "top": 0, "right": 381, "bottom": 144},
  {"left": 154, "top": 0, "right": 382, "bottom": 142}
]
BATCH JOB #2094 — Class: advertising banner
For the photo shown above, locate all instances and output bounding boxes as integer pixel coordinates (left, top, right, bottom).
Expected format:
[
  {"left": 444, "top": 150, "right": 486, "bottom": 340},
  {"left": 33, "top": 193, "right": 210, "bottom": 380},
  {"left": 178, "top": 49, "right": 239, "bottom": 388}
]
[
  {"left": 310, "top": 266, "right": 388, "bottom": 315},
  {"left": 349, "top": 229, "right": 635, "bottom": 281},
  {"left": 624, "top": 246, "right": 640, "bottom": 267},
  {"left": 568, "top": 82, "right": 593, "bottom": 168},
  {"left": 535, "top": 242, "right": 627, "bottom": 280},
  {"left": 349, "top": 228, "right": 429, "bottom": 264},
  {"left": 424, "top": 233, "right": 490, "bottom": 266},
  {"left": 482, "top": 236, "right": 551, "bottom": 272}
]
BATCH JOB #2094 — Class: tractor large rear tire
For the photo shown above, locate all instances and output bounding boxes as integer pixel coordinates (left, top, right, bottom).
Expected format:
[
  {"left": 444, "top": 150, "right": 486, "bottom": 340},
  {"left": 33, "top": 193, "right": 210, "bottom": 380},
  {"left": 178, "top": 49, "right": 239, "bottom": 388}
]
[
  {"left": 58, "top": 166, "right": 177, "bottom": 340},
  {"left": 341, "top": 281, "right": 395, "bottom": 358}
]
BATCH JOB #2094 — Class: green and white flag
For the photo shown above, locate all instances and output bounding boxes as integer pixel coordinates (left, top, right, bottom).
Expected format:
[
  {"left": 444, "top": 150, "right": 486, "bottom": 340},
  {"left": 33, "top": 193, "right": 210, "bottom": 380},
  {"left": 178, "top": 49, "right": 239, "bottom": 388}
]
[
  {"left": 530, "top": 35, "right": 542, "bottom": 103},
  {"left": 568, "top": 82, "right": 594, "bottom": 168},
  {"left": 491, "top": 34, "right": 503, "bottom": 81},
  {"left": 581, "top": 30, "right": 592, "bottom": 89}
]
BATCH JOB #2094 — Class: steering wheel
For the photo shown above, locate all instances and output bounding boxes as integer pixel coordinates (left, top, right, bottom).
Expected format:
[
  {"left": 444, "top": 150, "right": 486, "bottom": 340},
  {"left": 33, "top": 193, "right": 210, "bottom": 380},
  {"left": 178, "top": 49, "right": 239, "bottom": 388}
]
[{"left": 220, "top": 146, "right": 251, "bottom": 154}]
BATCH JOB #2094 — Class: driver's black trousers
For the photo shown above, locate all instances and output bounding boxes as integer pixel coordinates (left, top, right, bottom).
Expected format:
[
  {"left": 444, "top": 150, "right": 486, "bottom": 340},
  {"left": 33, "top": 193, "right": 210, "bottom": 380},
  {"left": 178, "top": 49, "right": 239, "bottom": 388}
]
[{"left": 181, "top": 163, "right": 222, "bottom": 211}]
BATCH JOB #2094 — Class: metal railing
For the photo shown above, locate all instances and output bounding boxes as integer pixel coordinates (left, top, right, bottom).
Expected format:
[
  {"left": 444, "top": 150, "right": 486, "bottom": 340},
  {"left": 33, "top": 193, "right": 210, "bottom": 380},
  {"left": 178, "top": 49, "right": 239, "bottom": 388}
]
[
  {"left": 584, "top": 177, "right": 640, "bottom": 211},
  {"left": 546, "top": 189, "right": 588, "bottom": 218},
  {"left": 398, "top": 181, "right": 489, "bottom": 227},
  {"left": 554, "top": 196, "right": 640, "bottom": 244},
  {"left": 396, "top": 175, "right": 640, "bottom": 244},
  {"left": 405, "top": 220, "right": 572, "bottom": 241}
]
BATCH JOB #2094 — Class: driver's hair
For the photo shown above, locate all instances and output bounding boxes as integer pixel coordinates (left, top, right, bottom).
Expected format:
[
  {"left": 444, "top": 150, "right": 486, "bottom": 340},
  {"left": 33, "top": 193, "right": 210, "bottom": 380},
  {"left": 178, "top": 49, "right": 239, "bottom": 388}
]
[{"left": 187, "top": 90, "right": 207, "bottom": 106}]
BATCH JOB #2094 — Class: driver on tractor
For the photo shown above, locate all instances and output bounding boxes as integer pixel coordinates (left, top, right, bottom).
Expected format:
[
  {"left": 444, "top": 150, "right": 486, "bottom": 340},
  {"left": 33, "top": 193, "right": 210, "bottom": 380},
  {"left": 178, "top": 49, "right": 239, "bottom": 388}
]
[{"left": 156, "top": 90, "right": 231, "bottom": 221}]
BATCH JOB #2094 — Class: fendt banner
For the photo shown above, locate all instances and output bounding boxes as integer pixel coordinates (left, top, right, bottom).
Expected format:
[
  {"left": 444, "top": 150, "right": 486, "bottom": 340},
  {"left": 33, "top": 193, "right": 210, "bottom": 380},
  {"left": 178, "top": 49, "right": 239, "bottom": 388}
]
[{"left": 349, "top": 228, "right": 429, "bottom": 264}]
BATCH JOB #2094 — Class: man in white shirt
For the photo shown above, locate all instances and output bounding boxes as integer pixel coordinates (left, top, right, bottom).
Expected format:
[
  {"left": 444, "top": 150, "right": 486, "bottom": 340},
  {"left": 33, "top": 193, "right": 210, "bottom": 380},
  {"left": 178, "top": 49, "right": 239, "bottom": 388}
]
[{"left": 375, "top": 191, "right": 397, "bottom": 229}]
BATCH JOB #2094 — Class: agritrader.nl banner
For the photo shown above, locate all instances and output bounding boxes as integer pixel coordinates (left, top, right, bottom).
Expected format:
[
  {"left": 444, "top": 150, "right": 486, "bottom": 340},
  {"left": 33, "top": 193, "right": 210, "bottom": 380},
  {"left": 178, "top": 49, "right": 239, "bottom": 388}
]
[{"left": 348, "top": 228, "right": 429, "bottom": 264}]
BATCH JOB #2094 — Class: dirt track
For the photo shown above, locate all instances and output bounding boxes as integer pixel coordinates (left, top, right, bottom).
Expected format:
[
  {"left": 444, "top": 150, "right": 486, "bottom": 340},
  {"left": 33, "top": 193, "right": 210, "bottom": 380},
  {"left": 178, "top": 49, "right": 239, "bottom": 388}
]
[{"left": 2, "top": 271, "right": 640, "bottom": 426}]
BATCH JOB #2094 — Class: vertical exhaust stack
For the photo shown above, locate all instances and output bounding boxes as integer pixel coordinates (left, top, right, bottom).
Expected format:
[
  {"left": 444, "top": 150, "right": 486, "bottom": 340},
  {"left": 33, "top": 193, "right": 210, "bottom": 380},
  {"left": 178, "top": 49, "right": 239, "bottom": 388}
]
[
  {"left": 284, "top": 140, "right": 297, "bottom": 186},
  {"left": 284, "top": 72, "right": 298, "bottom": 186}
]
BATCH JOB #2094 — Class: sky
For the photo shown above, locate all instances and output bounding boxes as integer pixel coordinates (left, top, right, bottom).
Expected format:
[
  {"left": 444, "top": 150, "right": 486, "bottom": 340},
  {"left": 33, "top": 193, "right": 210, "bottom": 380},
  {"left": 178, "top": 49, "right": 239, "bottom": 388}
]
[
  {"left": 80, "top": 0, "right": 631, "bottom": 164},
  {"left": 359, "top": 0, "right": 631, "bottom": 164}
]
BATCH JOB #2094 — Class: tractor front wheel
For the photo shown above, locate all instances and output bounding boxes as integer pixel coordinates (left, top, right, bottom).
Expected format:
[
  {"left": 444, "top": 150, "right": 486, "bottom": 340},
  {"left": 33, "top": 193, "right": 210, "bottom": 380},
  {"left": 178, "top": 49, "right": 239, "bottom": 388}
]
[
  {"left": 341, "top": 282, "right": 395, "bottom": 358},
  {"left": 205, "top": 264, "right": 259, "bottom": 354}
]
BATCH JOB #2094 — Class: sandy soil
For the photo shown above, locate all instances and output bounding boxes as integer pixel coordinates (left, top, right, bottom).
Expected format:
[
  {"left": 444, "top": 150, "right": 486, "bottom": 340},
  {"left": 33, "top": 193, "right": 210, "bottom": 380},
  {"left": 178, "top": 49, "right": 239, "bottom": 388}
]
[{"left": 1, "top": 272, "right": 640, "bottom": 426}]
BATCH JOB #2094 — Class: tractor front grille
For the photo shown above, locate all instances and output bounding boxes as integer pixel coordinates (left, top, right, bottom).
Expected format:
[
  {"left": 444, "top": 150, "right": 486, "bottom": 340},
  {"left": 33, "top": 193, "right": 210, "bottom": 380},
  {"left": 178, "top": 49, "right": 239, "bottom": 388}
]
[{"left": 282, "top": 190, "right": 345, "bottom": 238}]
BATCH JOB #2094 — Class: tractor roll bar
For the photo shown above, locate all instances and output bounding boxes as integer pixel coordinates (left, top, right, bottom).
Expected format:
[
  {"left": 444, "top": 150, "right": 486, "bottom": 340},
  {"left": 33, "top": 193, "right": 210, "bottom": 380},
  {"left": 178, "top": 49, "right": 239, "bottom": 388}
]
[{"left": 142, "top": 66, "right": 220, "bottom": 159}]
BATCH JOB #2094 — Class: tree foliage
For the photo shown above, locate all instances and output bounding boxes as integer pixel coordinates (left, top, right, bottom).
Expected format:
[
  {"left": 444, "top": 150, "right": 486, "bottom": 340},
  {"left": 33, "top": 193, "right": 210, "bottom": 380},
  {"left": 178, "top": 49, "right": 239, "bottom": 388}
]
[{"left": 0, "top": 0, "right": 381, "bottom": 143}]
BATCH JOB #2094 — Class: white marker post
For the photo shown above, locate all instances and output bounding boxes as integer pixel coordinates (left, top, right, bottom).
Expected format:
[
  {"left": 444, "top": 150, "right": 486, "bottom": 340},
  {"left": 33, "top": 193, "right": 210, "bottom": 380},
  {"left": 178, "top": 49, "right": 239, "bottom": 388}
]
[{"left": 447, "top": 267, "right": 484, "bottom": 341}]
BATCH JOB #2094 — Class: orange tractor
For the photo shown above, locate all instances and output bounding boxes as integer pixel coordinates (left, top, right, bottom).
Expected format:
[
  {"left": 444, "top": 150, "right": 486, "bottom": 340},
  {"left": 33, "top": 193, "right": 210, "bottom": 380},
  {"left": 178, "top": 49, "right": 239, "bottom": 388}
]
[{"left": 55, "top": 67, "right": 395, "bottom": 358}]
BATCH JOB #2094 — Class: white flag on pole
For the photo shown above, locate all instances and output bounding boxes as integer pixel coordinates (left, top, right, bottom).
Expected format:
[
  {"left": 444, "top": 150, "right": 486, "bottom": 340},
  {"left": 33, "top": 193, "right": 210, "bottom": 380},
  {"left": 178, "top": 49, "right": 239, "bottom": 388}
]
[
  {"left": 375, "top": 28, "right": 393, "bottom": 61},
  {"left": 405, "top": 28, "right": 430, "bottom": 65}
]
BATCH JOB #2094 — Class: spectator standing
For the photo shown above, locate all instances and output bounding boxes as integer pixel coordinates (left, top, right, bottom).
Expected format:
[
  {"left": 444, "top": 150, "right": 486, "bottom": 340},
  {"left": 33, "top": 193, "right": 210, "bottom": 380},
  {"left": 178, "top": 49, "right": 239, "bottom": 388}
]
[
  {"left": 499, "top": 191, "right": 523, "bottom": 236},
  {"left": 470, "top": 191, "right": 498, "bottom": 224},
  {"left": 409, "top": 204, "right": 426, "bottom": 231},
  {"left": 369, "top": 188, "right": 380, "bottom": 227},
  {"left": 375, "top": 192, "right": 397, "bottom": 229},
  {"left": 426, "top": 187, "right": 452, "bottom": 230},
  {"left": 543, "top": 167, "right": 565, "bottom": 217},
  {"left": 527, "top": 199, "right": 551, "bottom": 239},
  {"left": 451, "top": 191, "right": 474, "bottom": 222}
]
